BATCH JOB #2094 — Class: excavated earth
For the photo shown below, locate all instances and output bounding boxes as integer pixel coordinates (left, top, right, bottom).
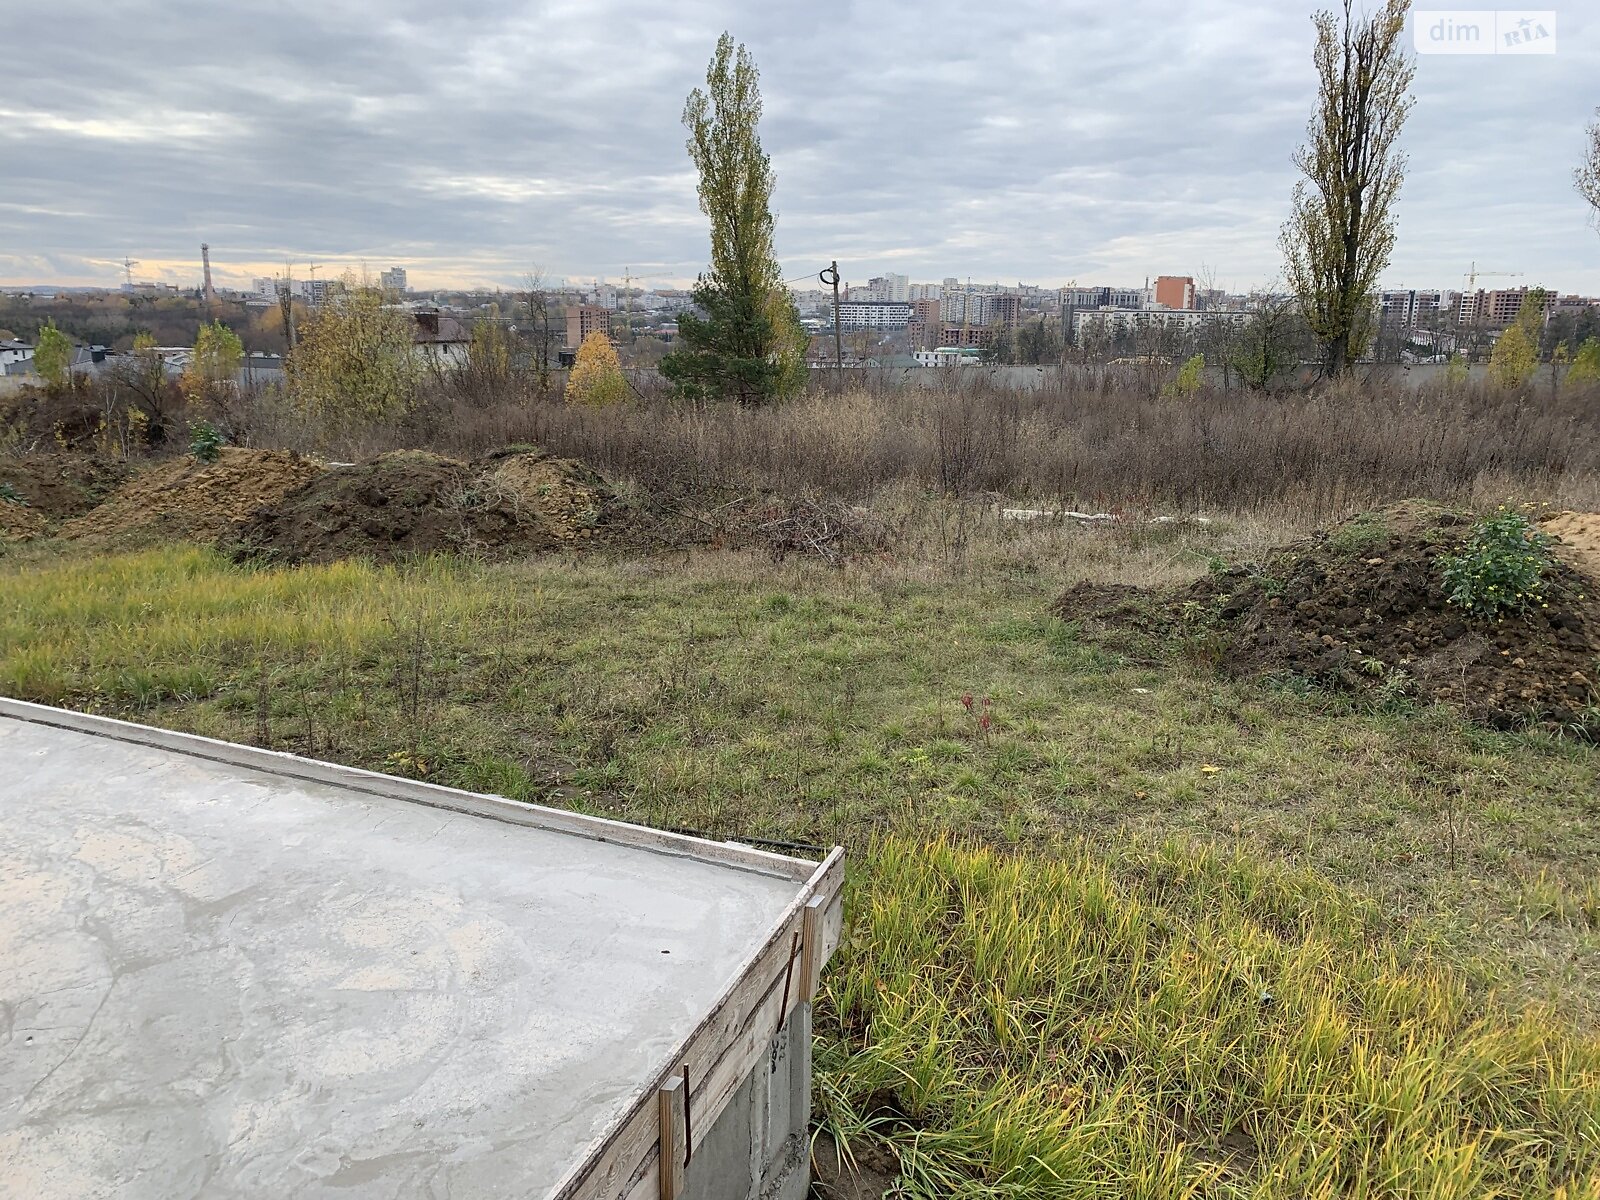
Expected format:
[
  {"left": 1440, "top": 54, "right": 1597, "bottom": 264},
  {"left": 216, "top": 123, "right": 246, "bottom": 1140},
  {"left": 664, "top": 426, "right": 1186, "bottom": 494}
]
[
  {"left": 1056, "top": 501, "right": 1600, "bottom": 734},
  {"left": 0, "top": 455, "right": 129, "bottom": 540},
  {"left": 231, "top": 446, "right": 627, "bottom": 565},
  {"left": 61, "top": 448, "right": 326, "bottom": 543}
]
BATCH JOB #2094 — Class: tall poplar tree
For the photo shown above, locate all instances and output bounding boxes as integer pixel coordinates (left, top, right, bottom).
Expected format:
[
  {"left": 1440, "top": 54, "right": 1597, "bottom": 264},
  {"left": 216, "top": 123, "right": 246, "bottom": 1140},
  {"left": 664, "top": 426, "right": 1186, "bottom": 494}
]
[
  {"left": 662, "top": 34, "right": 806, "bottom": 405},
  {"left": 1281, "top": 0, "right": 1414, "bottom": 377}
]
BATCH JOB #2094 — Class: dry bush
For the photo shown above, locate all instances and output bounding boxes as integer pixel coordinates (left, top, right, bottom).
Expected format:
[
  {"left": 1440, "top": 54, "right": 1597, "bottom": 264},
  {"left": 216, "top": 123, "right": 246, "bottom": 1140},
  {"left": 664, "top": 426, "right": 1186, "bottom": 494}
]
[{"left": 232, "top": 370, "right": 1600, "bottom": 524}]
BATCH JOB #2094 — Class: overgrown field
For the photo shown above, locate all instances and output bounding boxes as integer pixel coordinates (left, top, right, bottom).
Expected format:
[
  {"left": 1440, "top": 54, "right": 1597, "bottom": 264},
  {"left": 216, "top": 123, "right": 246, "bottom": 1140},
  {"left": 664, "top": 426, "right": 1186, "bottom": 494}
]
[{"left": 3, "top": 526, "right": 1598, "bottom": 1196}]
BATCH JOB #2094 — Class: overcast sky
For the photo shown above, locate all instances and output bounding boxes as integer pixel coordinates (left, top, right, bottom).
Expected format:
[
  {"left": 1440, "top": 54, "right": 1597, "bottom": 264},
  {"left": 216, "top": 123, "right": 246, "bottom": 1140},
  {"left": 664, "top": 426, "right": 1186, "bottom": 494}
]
[{"left": 2, "top": 1, "right": 1596, "bottom": 294}]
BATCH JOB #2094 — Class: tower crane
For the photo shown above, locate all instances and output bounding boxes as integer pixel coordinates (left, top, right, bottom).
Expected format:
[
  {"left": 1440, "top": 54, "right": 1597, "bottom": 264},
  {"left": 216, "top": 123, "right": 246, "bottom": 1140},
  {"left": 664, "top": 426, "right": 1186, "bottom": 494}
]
[
  {"left": 1459, "top": 262, "right": 1524, "bottom": 325},
  {"left": 1463, "top": 261, "right": 1523, "bottom": 292}
]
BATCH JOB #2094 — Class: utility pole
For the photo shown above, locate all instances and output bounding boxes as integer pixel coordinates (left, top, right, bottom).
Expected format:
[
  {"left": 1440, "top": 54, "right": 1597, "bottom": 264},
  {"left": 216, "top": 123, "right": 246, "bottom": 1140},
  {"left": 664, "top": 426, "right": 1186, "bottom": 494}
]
[{"left": 820, "top": 261, "right": 843, "bottom": 390}]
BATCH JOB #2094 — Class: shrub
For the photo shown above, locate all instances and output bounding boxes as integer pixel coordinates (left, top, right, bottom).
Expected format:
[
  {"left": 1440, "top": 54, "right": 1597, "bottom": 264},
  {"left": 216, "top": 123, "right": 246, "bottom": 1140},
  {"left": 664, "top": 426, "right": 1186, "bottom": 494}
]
[
  {"left": 286, "top": 280, "right": 419, "bottom": 427},
  {"left": 1488, "top": 288, "right": 1546, "bottom": 389},
  {"left": 188, "top": 420, "right": 224, "bottom": 464},
  {"left": 1438, "top": 506, "right": 1554, "bottom": 617},
  {"left": 181, "top": 320, "right": 243, "bottom": 410},
  {"left": 1569, "top": 336, "right": 1600, "bottom": 386},
  {"left": 564, "top": 331, "right": 628, "bottom": 407},
  {"left": 33, "top": 321, "right": 72, "bottom": 390},
  {"left": 1163, "top": 353, "right": 1205, "bottom": 397}
]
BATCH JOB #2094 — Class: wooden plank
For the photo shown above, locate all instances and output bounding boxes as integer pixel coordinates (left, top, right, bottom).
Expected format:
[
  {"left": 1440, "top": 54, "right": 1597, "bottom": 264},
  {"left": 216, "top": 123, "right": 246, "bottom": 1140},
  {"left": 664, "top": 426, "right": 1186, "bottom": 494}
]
[
  {"left": 656, "top": 1077, "right": 686, "bottom": 1200},
  {"left": 798, "top": 894, "right": 826, "bottom": 1002},
  {"left": 557, "top": 903, "right": 806, "bottom": 1199},
  {"left": 555, "top": 849, "right": 845, "bottom": 1200},
  {"left": 0, "top": 698, "right": 813, "bottom": 881}
]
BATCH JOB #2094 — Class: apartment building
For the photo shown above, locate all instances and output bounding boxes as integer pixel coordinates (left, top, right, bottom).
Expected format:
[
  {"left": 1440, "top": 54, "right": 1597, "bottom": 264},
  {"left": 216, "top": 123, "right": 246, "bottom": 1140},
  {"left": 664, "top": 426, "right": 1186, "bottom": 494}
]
[
  {"left": 1153, "top": 275, "right": 1195, "bottom": 310},
  {"left": 1071, "top": 308, "right": 1251, "bottom": 338},
  {"left": 565, "top": 304, "right": 612, "bottom": 347},
  {"left": 836, "top": 301, "right": 913, "bottom": 329}
]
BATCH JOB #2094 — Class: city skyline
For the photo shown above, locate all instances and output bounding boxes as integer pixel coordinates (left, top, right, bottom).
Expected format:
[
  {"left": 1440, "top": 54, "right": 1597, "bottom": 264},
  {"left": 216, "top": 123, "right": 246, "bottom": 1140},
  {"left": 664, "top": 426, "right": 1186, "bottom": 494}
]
[{"left": 3, "top": 1, "right": 1598, "bottom": 293}]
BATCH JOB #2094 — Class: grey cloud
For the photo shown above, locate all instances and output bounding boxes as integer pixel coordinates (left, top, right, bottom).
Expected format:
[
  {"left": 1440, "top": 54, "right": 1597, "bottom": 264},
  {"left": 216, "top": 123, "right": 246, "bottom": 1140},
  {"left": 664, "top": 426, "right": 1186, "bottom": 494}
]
[{"left": 1, "top": 0, "right": 1596, "bottom": 293}]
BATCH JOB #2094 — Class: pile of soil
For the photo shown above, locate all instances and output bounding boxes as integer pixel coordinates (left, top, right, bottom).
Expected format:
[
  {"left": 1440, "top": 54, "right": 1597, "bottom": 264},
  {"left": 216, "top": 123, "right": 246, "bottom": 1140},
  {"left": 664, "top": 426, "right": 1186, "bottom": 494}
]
[
  {"left": 0, "top": 455, "right": 130, "bottom": 540},
  {"left": 1056, "top": 501, "right": 1600, "bottom": 732},
  {"left": 232, "top": 446, "right": 625, "bottom": 564},
  {"left": 1543, "top": 511, "right": 1600, "bottom": 579},
  {"left": 61, "top": 449, "right": 325, "bottom": 543}
]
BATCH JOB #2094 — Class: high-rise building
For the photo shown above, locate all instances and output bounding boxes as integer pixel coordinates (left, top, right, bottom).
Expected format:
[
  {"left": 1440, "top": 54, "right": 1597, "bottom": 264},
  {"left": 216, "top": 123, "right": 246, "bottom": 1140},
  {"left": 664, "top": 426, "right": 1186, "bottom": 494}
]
[
  {"left": 836, "top": 301, "right": 913, "bottom": 329},
  {"left": 1458, "top": 286, "right": 1550, "bottom": 327},
  {"left": 299, "top": 277, "right": 335, "bottom": 306},
  {"left": 908, "top": 299, "right": 943, "bottom": 350},
  {"left": 1153, "top": 275, "right": 1196, "bottom": 310},
  {"left": 941, "top": 288, "right": 1022, "bottom": 328},
  {"left": 380, "top": 267, "right": 408, "bottom": 294},
  {"left": 1060, "top": 286, "right": 1106, "bottom": 312},
  {"left": 940, "top": 290, "right": 984, "bottom": 325},
  {"left": 1381, "top": 289, "right": 1447, "bottom": 328},
  {"left": 565, "top": 304, "right": 612, "bottom": 347},
  {"left": 880, "top": 273, "right": 909, "bottom": 303}
]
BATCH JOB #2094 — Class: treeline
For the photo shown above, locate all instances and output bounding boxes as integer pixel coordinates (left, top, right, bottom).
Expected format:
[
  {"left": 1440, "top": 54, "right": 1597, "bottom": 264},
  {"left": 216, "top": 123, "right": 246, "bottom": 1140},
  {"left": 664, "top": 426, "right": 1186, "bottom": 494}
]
[{"left": 0, "top": 294, "right": 289, "bottom": 355}]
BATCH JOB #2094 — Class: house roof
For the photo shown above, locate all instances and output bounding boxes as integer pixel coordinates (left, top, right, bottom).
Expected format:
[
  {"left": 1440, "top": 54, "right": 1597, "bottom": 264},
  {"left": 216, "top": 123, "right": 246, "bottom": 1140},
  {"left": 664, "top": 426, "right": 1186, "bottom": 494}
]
[{"left": 412, "top": 312, "right": 471, "bottom": 344}]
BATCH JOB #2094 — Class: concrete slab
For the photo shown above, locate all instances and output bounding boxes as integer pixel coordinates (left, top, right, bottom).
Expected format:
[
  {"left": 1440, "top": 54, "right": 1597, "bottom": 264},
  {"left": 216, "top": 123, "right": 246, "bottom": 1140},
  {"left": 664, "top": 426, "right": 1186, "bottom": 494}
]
[{"left": 0, "top": 704, "right": 817, "bottom": 1199}]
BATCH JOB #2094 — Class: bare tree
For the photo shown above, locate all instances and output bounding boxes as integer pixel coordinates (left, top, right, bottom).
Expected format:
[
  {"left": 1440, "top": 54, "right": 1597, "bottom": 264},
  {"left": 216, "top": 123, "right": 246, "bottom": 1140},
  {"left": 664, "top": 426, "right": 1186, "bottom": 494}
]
[
  {"left": 1578, "top": 107, "right": 1600, "bottom": 225},
  {"left": 523, "top": 269, "right": 555, "bottom": 396},
  {"left": 1281, "top": 0, "right": 1414, "bottom": 377},
  {"left": 1230, "top": 291, "right": 1304, "bottom": 392},
  {"left": 1191, "top": 263, "right": 1237, "bottom": 388}
]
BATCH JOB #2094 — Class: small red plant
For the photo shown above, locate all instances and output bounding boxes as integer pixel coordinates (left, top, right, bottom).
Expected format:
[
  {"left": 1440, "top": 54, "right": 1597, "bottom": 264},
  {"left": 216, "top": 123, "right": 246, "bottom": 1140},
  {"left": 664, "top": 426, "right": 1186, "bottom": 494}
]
[{"left": 958, "top": 692, "right": 996, "bottom": 744}]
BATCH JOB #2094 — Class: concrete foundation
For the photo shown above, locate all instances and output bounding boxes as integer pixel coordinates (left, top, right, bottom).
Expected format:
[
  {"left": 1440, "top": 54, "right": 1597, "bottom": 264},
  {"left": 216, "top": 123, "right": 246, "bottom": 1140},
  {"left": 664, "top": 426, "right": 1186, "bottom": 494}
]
[
  {"left": 687, "top": 1005, "right": 812, "bottom": 1200},
  {"left": 1, "top": 700, "right": 843, "bottom": 1200}
]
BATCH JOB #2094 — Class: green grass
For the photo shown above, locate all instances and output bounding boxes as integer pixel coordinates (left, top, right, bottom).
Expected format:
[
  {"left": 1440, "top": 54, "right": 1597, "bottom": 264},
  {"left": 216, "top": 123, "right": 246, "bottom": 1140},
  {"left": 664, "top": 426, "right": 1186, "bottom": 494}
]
[
  {"left": 819, "top": 838, "right": 1600, "bottom": 1198},
  {"left": 3, "top": 540, "right": 1599, "bottom": 1195},
  {"left": 1326, "top": 510, "right": 1394, "bottom": 556}
]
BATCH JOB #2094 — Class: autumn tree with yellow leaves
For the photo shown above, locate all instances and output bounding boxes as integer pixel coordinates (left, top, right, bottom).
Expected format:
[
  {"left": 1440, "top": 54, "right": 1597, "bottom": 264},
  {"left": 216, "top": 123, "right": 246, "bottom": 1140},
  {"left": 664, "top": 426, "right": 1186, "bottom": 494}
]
[
  {"left": 181, "top": 320, "right": 243, "bottom": 409},
  {"left": 286, "top": 278, "right": 418, "bottom": 427},
  {"left": 1488, "top": 289, "right": 1546, "bottom": 389},
  {"left": 564, "top": 331, "right": 628, "bottom": 406}
]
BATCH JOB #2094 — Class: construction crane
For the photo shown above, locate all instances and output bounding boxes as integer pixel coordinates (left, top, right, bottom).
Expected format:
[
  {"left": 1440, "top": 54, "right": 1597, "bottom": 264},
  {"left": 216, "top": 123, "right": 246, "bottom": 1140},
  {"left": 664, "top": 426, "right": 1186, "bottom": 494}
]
[
  {"left": 1463, "top": 261, "right": 1523, "bottom": 292},
  {"left": 1459, "top": 261, "right": 1524, "bottom": 321},
  {"left": 1458, "top": 262, "right": 1527, "bottom": 359}
]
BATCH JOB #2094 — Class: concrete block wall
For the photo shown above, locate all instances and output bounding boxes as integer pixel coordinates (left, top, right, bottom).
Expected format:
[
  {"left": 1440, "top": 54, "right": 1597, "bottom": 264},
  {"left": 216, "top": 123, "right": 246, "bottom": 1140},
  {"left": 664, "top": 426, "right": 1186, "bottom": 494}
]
[{"left": 683, "top": 1005, "right": 812, "bottom": 1200}]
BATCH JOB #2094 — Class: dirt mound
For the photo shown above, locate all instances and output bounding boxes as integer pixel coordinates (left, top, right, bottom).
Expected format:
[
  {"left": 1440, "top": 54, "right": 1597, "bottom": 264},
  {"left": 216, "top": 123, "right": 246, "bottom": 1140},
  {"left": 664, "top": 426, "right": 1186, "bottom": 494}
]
[
  {"left": 1543, "top": 511, "right": 1600, "bottom": 580},
  {"left": 0, "top": 455, "right": 129, "bottom": 540},
  {"left": 61, "top": 449, "right": 325, "bottom": 543},
  {"left": 233, "top": 446, "right": 624, "bottom": 564},
  {"left": 1056, "top": 501, "right": 1600, "bottom": 733}
]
